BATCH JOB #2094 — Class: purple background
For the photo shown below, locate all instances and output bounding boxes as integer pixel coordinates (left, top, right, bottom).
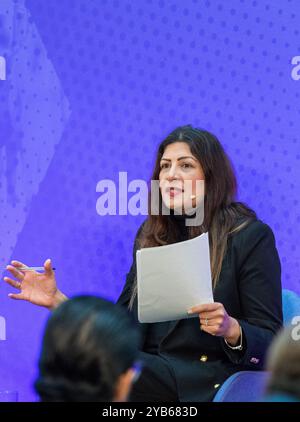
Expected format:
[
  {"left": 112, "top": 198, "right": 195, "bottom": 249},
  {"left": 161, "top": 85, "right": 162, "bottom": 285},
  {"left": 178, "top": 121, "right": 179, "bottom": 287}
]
[{"left": 0, "top": 0, "right": 299, "bottom": 401}]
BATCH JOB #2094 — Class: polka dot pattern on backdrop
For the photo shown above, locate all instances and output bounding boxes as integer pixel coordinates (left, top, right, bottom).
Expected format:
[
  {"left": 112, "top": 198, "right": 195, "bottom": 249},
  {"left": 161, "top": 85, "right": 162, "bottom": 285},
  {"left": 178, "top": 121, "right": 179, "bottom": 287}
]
[{"left": 0, "top": 0, "right": 300, "bottom": 400}]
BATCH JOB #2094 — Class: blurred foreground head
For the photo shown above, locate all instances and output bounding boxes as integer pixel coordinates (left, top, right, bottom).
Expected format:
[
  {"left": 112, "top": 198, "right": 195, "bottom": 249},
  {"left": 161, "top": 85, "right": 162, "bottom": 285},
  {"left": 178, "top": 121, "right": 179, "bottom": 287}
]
[
  {"left": 266, "top": 324, "right": 300, "bottom": 401},
  {"left": 35, "top": 295, "right": 140, "bottom": 402}
]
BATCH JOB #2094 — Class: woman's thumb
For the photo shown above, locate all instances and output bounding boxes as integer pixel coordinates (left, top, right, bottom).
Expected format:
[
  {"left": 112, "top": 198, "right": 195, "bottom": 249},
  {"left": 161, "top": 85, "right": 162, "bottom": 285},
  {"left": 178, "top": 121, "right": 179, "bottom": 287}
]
[{"left": 44, "top": 258, "right": 53, "bottom": 273}]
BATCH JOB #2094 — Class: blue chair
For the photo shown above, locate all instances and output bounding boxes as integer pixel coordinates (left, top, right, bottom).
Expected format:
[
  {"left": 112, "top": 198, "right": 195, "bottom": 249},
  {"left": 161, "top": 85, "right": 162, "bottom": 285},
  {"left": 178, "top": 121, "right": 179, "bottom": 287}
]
[
  {"left": 212, "top": 371, "right": 268, "bottom": 402},
  {"left": 213, "top": 289, "right": 300, "bottom": 402},
  {"left": 282, "top": 288, "right": 300, "bottom": 325}
]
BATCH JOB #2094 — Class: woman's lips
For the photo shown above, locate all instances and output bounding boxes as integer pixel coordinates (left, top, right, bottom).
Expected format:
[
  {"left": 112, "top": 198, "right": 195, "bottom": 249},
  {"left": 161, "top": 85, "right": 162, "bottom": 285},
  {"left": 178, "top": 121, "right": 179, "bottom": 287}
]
[{"left": 166, "top": 187, "right": 183, "bottom": 198}]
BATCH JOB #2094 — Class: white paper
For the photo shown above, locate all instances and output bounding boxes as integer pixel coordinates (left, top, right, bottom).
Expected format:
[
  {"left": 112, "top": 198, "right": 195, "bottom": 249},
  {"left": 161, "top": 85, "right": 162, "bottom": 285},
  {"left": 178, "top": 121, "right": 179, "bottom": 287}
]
[{"left": 137, "top": 232, "right": 213, "bottom": 323}]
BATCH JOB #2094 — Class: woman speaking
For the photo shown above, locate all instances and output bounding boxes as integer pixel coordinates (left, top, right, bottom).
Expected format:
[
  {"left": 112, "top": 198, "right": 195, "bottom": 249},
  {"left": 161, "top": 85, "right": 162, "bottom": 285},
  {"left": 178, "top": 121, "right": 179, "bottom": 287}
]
[{"left": 4, "top": 125, "right": 283, "bottom": 402}]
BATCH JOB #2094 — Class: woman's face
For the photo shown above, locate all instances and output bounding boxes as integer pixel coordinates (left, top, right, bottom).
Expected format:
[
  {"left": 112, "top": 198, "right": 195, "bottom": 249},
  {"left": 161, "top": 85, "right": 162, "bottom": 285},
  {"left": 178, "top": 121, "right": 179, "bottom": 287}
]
[{"left": 159, "top": 142, "right": 205, "bottom": 212}]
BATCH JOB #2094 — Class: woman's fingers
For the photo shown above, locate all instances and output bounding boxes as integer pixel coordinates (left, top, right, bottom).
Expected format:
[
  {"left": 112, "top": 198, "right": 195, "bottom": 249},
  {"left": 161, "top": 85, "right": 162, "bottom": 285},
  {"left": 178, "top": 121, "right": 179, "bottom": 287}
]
[
  {"left": 200, "top": 318, "right": 222, "bottom": 326},
  {"left": 199, "top": 311, "right": 226, "bottom": 327},
  {"left": 188, "top": 303, "right": 220, "bottom": 314},
  {"left": 10, "top": 260, "right": 28, "bottom": 269},
  {"left": 3, "top": 277, "right": 22, "bottom": 290},
  {"left": 6, "top": 265, "right": 25, "bottom": 281},
  {"left": 200, "top": 319, "right": 222, "bottom": 334},
  {"left": 199, "top": 310, "right": 223, "bottom": 320},
  {"left": 8, "top": 293, "right": 25, "bottom": 300}
]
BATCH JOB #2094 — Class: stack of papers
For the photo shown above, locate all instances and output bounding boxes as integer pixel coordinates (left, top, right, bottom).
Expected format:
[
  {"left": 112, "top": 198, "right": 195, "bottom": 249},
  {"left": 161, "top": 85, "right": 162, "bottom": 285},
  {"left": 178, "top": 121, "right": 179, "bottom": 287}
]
[{"left": 137, "top": 232, "right": 213, "bottom": 323}]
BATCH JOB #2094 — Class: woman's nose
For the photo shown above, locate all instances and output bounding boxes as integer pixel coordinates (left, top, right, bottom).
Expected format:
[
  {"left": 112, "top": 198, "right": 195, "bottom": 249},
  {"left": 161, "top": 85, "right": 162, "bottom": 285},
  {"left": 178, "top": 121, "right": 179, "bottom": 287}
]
[{"left": 166, "top": 165, "right": 178, "bottom": 181}]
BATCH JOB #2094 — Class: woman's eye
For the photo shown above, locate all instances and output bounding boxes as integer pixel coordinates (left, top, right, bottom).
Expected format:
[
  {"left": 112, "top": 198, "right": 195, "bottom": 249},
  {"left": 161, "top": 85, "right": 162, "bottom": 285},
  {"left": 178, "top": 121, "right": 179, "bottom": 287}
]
[
  {"left": 182, "top": 163, "right": 193, "bottom": 169},
  {"left": 160, "top": 163, "right": 169, "bottom": 169}
]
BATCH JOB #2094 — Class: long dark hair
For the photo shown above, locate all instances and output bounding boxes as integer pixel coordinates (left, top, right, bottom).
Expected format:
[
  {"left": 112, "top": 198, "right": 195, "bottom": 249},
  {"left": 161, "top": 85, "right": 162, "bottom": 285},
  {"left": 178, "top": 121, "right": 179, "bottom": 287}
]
[
  {"left": 129, "top": 125, "right": 256, "bottom": 309},
  {"left": 35, "top": 296, "right": 140, "bottom": 402}
]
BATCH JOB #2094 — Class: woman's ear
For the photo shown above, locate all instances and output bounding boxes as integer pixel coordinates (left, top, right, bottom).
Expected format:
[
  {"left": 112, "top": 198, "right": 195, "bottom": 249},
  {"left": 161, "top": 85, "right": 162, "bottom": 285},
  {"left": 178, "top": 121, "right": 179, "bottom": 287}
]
[{"left": 113, "top": 368, "right": 136, "bottom": 402}]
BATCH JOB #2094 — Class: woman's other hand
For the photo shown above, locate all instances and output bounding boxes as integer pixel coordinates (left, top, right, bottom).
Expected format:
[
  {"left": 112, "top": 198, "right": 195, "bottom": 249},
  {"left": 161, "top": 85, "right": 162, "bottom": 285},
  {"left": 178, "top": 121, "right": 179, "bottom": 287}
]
[
  {"left": 188, "top": 302, "right": 241, "bottom": 346},
  {"left": 4, "top": 259, "right": 67, "bottom": 310}
]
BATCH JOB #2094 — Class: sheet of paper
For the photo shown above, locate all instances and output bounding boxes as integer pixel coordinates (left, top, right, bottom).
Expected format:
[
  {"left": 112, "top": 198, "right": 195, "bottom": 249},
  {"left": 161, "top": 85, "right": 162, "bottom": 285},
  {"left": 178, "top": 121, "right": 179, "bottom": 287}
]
[{"left": 137, "top": 232, "right": 213, "bottom": 323}]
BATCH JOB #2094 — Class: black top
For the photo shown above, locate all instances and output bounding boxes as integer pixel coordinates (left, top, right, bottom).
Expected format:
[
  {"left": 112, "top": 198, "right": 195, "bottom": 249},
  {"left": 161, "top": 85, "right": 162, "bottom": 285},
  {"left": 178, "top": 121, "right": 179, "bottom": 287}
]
[
  {"left": 117, "top": 216, "right": 283, "bottom": 401},
  {"left": 143, "top": 212, "right": 189, "bottom": 354}
]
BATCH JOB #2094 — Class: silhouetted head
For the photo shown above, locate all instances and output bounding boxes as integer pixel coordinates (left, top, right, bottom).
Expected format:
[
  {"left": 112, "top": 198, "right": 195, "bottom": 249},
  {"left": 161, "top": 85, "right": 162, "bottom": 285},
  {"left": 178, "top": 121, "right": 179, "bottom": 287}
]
[{"left": 35, "top": 295, "right": 140, "bottom": 402}]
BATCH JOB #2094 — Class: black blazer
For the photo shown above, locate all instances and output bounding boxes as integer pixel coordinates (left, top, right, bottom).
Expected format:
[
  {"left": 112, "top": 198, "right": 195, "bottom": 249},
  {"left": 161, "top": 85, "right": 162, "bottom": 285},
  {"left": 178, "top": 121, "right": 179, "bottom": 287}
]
[{"left": 117, "top": 219, "right": 283, "bottom": 401}]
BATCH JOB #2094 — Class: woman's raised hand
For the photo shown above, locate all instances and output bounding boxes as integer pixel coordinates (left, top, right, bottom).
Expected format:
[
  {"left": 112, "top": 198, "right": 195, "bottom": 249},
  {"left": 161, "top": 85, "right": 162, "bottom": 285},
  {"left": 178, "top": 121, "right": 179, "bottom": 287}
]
[{"left": 4, "top": 259, "right": 67, "bottom": 310}]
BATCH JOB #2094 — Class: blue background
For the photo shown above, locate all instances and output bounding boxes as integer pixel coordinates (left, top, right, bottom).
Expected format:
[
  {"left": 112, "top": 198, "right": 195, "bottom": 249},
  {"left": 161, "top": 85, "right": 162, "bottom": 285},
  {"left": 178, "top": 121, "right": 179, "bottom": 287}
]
[{"left": 0, "top": 0, "right": 299, "bottom": 401}]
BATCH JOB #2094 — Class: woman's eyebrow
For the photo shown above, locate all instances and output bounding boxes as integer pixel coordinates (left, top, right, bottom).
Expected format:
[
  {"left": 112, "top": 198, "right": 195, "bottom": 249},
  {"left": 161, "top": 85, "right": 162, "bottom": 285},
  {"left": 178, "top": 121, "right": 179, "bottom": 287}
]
[{"left": 160, "top": 156, "right": 197, "bottom": 162}]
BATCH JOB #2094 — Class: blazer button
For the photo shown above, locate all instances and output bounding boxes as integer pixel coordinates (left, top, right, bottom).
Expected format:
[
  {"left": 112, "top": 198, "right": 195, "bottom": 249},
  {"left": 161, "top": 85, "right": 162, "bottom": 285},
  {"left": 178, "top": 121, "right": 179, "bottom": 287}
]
[{"left": 200, "top": 355, "right": 208, "bottom": 362}]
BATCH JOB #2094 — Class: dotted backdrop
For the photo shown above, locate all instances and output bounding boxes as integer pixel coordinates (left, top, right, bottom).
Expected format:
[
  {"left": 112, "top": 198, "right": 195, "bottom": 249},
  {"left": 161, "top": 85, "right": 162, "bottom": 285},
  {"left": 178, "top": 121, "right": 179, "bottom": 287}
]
[{"left": 0, "top": 0, "right": 299, "bottom": 401}]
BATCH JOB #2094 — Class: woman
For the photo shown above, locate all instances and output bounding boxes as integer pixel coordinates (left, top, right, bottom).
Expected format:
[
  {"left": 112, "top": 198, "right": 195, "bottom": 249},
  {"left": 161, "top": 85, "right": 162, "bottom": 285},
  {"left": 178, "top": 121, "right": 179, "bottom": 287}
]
[
  {"left": 35, "top": 296, "right": 141, "bottom": 402},
  {"left": 4, "top": 125, "right": 283, "bottom": 402}
]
